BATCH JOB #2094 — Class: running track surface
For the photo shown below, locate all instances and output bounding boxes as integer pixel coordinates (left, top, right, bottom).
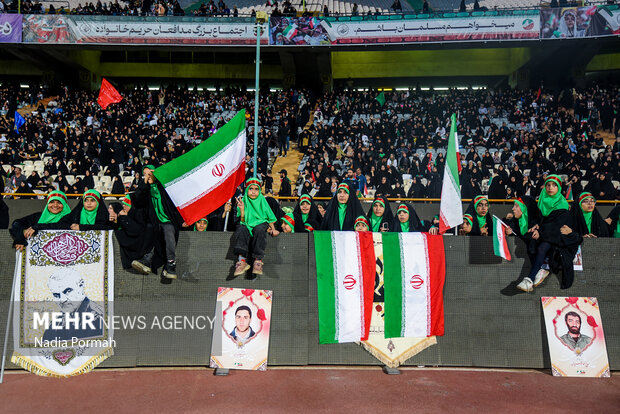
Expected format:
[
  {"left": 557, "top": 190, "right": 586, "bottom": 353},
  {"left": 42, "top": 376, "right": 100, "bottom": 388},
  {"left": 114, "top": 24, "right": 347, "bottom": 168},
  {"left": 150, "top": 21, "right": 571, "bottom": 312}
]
[{"left": 1, "top": 367, "right": 619, "bottom": 413}]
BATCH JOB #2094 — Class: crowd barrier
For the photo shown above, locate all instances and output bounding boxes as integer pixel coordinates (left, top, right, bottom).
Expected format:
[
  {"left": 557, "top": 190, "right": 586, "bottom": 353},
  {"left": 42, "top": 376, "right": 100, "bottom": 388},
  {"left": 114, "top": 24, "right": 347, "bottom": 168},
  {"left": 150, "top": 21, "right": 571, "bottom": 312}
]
[{"left": 0, "top": 232, "right": 618, "bottom": 370}]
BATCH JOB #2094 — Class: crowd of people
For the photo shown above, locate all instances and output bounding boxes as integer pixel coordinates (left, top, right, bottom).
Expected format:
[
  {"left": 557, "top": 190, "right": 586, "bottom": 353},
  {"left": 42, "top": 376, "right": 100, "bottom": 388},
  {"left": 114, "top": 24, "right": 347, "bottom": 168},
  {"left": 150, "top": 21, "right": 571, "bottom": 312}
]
[{"left": 1, "top": 81, "right": 619, "bottom": 285}]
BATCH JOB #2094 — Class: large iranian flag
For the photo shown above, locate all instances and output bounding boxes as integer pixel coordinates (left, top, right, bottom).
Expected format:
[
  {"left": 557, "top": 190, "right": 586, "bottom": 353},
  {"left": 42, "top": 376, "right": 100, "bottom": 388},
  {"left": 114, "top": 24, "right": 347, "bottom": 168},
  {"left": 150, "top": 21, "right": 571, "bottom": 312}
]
[
  {"left": 314, "top": 231, "right": 375, "bottom": 344},
  {"left": 382, "top": 233, "right": 445, "bottom": 338},
  {"left": 153, "top": 110, "right": 247, "bottom": 225},
  {"left": 439, "top": 113, "right": 463, "bottom": 234}
]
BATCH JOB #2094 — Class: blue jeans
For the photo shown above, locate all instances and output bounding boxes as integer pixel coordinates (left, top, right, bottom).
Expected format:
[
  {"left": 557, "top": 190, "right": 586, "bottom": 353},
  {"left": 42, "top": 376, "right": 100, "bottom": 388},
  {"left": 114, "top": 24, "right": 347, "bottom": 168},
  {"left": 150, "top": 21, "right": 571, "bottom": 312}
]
[{"left": 527, "top": 242, "right": 551, "bottom": 280}]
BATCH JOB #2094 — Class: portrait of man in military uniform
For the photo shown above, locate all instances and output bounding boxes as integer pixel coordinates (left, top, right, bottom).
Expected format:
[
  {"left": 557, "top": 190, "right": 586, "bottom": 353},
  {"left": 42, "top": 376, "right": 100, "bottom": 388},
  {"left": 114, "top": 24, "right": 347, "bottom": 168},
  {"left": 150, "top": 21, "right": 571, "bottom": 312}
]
[{"left": 559, "top": 311, "right": 592, "bottom": 353}]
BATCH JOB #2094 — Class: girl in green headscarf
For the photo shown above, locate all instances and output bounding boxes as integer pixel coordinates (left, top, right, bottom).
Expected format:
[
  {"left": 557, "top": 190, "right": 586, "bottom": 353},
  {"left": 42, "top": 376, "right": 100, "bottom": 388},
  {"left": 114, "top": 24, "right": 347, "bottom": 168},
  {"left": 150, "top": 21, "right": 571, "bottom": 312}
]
[
  {"left": 194, "top": 217, "right": 209, "bottom": 232},
  {"left": 233, "top": 178, "right": 279, "bottom": 278},
  {"left": 10, "top": 190, "right": 72, "bottom": 250},
  {"left": 366, "top": 197, "right": 393, "bottom": 232},
  {"left": 65, "top": 189, "right": 111, "bottom": 231},
  {"left": 463, "top": 195, "right": 493, "bottom": 236},
  {"left": 517, "top": 175, "right": 582, "bottom": 292},
  {"left": 568, "top": 192, "right": 610, "bottom": 238}
]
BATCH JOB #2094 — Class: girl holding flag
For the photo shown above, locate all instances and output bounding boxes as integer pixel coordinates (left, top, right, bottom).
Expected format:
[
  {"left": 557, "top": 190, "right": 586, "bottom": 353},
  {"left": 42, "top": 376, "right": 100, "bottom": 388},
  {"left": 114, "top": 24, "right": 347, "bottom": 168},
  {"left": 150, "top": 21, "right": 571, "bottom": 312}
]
[
  {"left": 233, "top": 178, "right": 279, "bottom": 277},
  {"left": 10, "top": 190, "right": 72, "bottom": 250}
]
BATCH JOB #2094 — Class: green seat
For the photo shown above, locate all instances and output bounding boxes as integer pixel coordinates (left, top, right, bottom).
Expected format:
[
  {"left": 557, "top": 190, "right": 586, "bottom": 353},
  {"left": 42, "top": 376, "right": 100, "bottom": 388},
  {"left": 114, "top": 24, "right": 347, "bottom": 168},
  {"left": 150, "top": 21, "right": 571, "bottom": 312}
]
[
  {"left": 403, "top": 14, "right": 418, "bottom": 19},
  {"left": 339, "top": 16, "right": 351, "bottom": 21},
  {"left": 513, "top": 10, "right": 526, "bottom": 15},
  {"left": 457, "top": 12, "right": 469, "bottom": 17},
  {"left": 377, "top": 15, "right": 390, "bottom": 20},
  {"left": 484, "top": 11, "right": 498, "bottom": 16},
  {"left": 471, "top": 11, "right": 484, "bottom": 17},
  {"left": 389, "top": 14, "right": 403, "bottom": 20},
  {"left": 417, "top": 13, "right": 429, "bottom": 18},
  {"left": 443, "top": 12, "right": 456, "bottom": 18}
]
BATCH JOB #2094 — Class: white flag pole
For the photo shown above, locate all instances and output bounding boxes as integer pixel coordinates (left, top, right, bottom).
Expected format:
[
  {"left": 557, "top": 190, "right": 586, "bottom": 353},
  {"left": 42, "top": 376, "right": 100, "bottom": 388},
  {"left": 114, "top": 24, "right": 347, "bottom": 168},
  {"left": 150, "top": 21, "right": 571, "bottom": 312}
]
[{"left": 1, "top": 251, "right": 20, "bottom": 384}]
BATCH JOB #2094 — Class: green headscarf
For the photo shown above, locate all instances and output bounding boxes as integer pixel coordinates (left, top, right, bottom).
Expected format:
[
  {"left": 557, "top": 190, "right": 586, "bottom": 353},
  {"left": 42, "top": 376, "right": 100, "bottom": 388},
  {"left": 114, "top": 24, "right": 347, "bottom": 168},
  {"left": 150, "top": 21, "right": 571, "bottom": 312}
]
[
  {"left": 193, "top": 217, "right": 208, "bottom": 231},
  {"left": 79, "top": 189, "right": 101, "bottom": 225},
  {"left": 370, "top": 199, "right": 385, "bottom": 232},
  {"left": 400, "top": 221, "right": 409, "bottom": 232},
  {"left": 537, "top": 175, "right": 569, "bottom": 217},
  {"left": 614, "top": 220, "right": 620, "bottom": 239},
  {"left": 237, "top": 178, "right": 276, "bottom": 236},
  {"left": 338, "top": 203, "right": 347, "bottom": 231},
  {"left": 150, "top": 183, "right": 170, "bottom": 223},
  {"left": 514, "top": 198, "right": 529, "bottom": 236},
  {"left": 579, "top": 192, "right": 595, "bottom": 234},
  {"left": 38, "top": 191, "right": 71, "bottom": 224},
  {"left": 474, "top": 195, "right": 488, "bottom": 229},
  {"left": 281, "top": 213, "right": 295, "bottom": 233}
]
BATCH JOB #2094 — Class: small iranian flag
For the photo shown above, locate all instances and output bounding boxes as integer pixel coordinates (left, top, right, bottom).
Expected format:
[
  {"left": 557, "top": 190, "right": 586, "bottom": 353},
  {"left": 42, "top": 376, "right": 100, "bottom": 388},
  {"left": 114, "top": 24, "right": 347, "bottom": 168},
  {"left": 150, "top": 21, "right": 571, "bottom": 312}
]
[
  {"left": 282, "top": 24, "right": 298, "bottom": 40},
  {"left": 153, "top": 110, "right": 247, "bottom": 225},
  {"left": 492, "top": 215, "right": 511, "bottom": 261},
  {"left": 438, "top": 113, "right": 463, "bottom": 234},
  {"left": 309, "top": 17, "right": 320, "bottom": 29},
  {"left": 314, "top": 231, "right": 375, "bottom": 344},
  {"left": 382, "top": 233, "right": 445, "bottom": 338}
]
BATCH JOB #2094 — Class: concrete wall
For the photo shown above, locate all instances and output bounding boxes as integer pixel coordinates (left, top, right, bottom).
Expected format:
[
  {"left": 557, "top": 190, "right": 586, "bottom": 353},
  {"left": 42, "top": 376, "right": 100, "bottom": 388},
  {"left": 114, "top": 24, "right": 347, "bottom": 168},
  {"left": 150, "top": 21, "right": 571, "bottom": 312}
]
[{"left": 0, "top": 232, "right": 618, "bottom": 369}]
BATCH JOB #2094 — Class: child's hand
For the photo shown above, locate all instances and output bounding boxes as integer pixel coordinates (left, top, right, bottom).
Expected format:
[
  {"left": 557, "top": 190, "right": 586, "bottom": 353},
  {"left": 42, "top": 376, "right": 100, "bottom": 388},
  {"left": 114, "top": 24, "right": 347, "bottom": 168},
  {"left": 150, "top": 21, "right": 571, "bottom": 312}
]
[
  {"left": 70, "top": 224, "right": 80, "bottom": 231},
  {"left": 236, "top": 196, "right": 244, "bottom": 210},
  {"left": 270, "top": 229, "right": 280, "bottom": 237},
  {"left": 23, "top": 227, "right": 35, "bottom": 239}
]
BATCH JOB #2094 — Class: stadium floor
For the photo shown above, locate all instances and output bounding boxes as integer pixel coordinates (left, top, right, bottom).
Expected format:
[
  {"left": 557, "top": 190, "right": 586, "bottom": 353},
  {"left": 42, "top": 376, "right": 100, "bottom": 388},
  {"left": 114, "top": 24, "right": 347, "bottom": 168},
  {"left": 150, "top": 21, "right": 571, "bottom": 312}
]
[{"left": 1, "top": 367, "right": 619, "bottom": 413}]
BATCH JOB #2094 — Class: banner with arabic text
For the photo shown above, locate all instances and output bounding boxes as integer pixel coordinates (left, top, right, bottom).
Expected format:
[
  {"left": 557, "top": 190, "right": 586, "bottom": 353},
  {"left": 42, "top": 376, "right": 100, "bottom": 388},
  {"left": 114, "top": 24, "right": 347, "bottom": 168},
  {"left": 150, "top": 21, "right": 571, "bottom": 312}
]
[
  {"left": 22, "top": 15, "right": 267, "bottom": 45},
  {"left": 316, "top": 15, "right": 539, "bottom": 45},
  {"left": 0, "top": 14, "right": 22, "bottom": 43}
]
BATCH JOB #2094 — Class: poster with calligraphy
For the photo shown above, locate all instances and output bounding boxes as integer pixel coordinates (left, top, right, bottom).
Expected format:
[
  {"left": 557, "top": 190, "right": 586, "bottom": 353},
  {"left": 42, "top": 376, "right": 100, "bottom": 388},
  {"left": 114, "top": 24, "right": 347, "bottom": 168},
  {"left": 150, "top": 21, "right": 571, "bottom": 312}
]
[
  {"left": 319, "top": 14, "right": 539, "bottom": 44},
  {"left": 210, "top": 288, "right": 272, "bottom": 371},
  {"left": 0, "top": 14, "right": 22, "bottom": 43},
  {"left": 541, "top": 297, "right": 610, "bottom": 378},
  {"left": 22, "top": 15, "right": 266, "bottom": 45}
]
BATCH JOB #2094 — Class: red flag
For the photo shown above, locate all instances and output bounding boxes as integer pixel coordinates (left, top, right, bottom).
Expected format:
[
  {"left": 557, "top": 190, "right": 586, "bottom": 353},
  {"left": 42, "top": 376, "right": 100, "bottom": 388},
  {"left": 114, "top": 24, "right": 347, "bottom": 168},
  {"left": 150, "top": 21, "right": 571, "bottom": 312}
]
[
  {"left": 427, "top": 152, "right": 433, "bottom": 173},
  {"left": 536, "top": 87, "right": 541, "bottom": 101},
  {"left": 97, "top": 78, "right": 123, "bottom": 110}
]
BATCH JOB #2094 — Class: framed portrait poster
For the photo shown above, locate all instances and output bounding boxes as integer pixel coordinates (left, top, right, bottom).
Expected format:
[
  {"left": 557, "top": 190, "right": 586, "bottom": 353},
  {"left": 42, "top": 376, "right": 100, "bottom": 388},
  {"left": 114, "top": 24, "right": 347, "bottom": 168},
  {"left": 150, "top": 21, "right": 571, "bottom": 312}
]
[
  {"left": 210, "top": 288, "right": 272, "bottom": 371},
  {"left": 541, "top": 297, "right": 610, "bottom": 377}
]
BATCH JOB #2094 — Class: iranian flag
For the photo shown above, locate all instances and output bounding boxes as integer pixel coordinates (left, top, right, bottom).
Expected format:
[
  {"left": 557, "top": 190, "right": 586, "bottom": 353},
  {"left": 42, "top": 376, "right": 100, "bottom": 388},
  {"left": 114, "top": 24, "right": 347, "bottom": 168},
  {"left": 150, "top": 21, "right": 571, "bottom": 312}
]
[
  {"left": 438, "top": 113, "right": 463, "bottom": 234},
  {"left": 382, "top": 233, "right": 445, "bottom": 338},
  {"left": 492, "top": 216, "right": 511, "bottom": 261},
  {"left": 314, "top": 231, "right": 375, "bottom": 344},
  {"left": 282, "top": 24, "right": 298, "bottom": 40},
  {"left": 153, "top": 110, "right": 247, "bottom": 225}
]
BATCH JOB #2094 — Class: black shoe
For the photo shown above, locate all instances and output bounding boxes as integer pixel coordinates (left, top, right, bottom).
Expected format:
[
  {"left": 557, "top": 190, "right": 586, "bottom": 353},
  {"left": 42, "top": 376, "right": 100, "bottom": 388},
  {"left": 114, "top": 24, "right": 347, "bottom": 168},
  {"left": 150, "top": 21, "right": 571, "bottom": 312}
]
[{"left": 163, "top": 261, "right": 177, "bottom": 279}]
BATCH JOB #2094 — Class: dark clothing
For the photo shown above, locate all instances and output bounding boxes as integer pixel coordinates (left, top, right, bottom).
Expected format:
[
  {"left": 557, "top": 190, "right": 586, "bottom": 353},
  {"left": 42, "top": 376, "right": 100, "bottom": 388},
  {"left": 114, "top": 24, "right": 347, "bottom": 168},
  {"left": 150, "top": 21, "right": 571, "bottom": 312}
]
[
  {"left": 569, "top": 204, "right": 610, "bottom": 238},
  {"left": 320, "top": 193, "right": 365, "bottom": 231},
  {"left": 539, "top": 209, "right": 583, "bottom": 289},
  {"left": 506, "top": 196, "right": 541, "bottom": 257},
  {"left": 234, "top": 222, "right": 268, "bottom": 259},
  {"left": 113, "top": 206, "right": 157, "bottom": 269},
  {"left": 62, "top": 200, "right": 112, "bottom": 230},
  {"left": 42, "top": 297, "right": 104, "bottom": 341},
  {"left": 390, "top": 203, "right": 424, "bottom": 232},
  {"left": 464, "top": 200, "right": 494, "bottom": 236},
  {"left": 279, "top": 177, "right": 292, "bottom": 197},
  {"left": 10, "top": 212, "right": 69, "bottom": 247}
]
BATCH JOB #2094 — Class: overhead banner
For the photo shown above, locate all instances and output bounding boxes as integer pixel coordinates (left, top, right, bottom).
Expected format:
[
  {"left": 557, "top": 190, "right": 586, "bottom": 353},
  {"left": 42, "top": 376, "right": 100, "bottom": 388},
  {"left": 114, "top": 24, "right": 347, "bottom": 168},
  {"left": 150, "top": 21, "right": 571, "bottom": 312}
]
[
  {"left": 540, "top": 5, "right": 620, "bottom": 38},
  {"left": 22, "top": 15, "right": 267, "bottom": 45},
  {"left": 11, "top": 230, "right": 115, "bottom": 377},
  {"left": 0, "top": 14, "right": 22, "bottom": 43},
  {"left": 301, "top": 15, "right": 539, "bottom": 45}
]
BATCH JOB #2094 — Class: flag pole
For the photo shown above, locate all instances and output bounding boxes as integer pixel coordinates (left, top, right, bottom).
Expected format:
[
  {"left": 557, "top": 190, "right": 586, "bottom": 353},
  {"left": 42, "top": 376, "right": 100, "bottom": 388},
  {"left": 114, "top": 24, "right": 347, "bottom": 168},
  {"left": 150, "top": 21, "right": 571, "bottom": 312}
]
[
  {"left": 253, "top": 20, "right": 263, "bottom": 179},
  {"left": 0, "top": 251, "right": 20, "bottom": 384}
]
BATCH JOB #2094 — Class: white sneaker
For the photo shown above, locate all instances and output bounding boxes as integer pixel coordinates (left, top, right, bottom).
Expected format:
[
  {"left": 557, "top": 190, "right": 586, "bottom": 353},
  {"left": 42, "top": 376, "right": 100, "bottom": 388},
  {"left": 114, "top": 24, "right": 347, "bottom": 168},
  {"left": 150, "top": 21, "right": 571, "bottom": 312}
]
[
  {"left": 533, "top": 269, "right": 550, "bottom": 287},
  {"left": 516, "top": 277, "right": 533, "bottom": 293}
]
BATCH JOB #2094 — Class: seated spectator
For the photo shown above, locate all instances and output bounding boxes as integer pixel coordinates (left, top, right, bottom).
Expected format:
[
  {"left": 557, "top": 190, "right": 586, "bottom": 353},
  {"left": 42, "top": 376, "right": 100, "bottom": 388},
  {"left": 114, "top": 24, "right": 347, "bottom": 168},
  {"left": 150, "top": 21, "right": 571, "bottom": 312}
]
[
  {"left": 109, "top": 196, "right": 156, "bottom": 270},
  {"left": 64, "top": 189, "right": 111, "bottom": 230},
  {"left": 292, "top": 195, "right": 321, "bottom": 233},
  {"left": 568, "top": 192, "right": 610, "bottom": 238},
  {"left": 517, "top": 175, "right": 582, "bottom": 292},
  {"left": 367, "top": 197, "right": 393, "bottom": 232},
  {"left": 390, "top": 203, "right": 424, "bottom": 232},
  {"left": 462, "top": 195, "right": 493, "bottom": 236},
  {"left": 10, "top": 191, "right": 71, "bottom": 250},
  {"left": 354, "top": 216, "right": 370, "bottom": 232},
  {"left": 233, "top": 178, "right": 279, "bottom": 277},
  {"left": 605, "top": 206, "right": 620, "bottom": 238},
  {"left": 320, "top": 183, "right": 364, "bottom": 231}
]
